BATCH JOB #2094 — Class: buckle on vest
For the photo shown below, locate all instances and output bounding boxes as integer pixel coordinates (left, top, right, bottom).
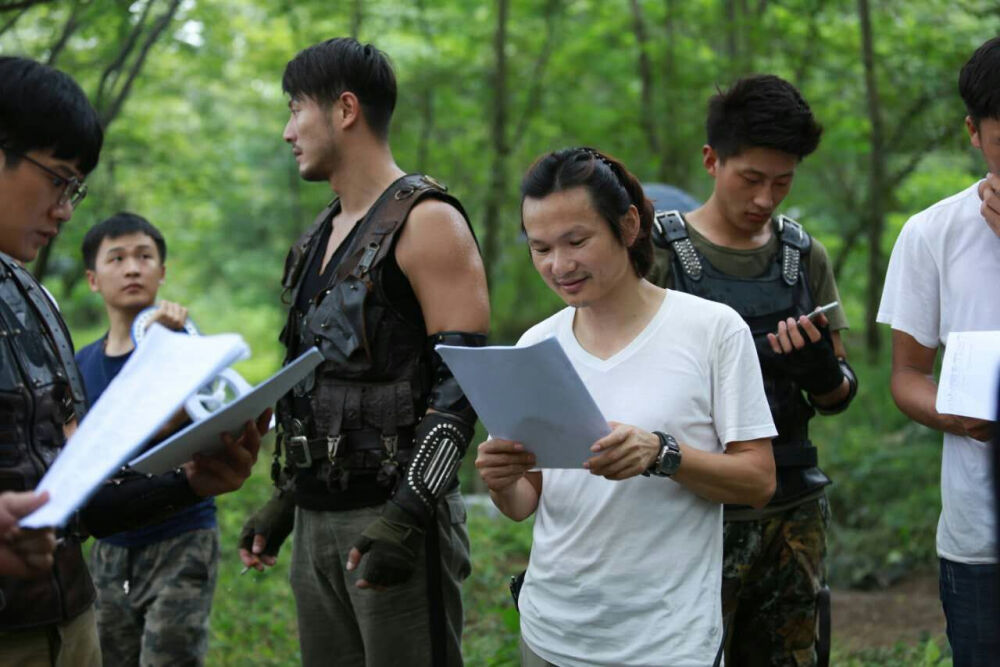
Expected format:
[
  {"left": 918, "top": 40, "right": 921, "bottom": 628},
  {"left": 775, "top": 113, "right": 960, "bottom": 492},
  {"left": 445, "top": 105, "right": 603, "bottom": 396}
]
[
  {"left": 327, "top": 434, "right": 342, "bottom": 464},
  {"left": 285, "top": 418, "right": 312, "bottom": 468},
  {"left": 288, "top": 435, "right": 312, "bottom": 468},
  {"left": 381, "top": 434, "right": 398, "bottom": 459}
]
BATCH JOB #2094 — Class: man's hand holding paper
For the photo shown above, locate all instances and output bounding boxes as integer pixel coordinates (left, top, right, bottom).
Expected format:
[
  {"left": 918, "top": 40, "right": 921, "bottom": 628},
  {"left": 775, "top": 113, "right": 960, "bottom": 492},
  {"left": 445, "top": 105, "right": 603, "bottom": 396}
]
[
  {"left": 183, "top": 409, "right": 271, "bottom": 497},
  {"left": 585, "top": 422, "right": 661, "bottom": 481},
  {"left": 475, "top": 438, "right": 537, "bottom": 492}
]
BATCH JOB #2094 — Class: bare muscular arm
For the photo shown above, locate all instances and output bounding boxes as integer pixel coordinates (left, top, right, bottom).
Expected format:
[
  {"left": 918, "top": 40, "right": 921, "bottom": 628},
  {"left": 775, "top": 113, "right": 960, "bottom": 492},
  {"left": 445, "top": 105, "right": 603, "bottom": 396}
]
[{"left": 395, "top": 198, "right": 490, "bottom": 336}]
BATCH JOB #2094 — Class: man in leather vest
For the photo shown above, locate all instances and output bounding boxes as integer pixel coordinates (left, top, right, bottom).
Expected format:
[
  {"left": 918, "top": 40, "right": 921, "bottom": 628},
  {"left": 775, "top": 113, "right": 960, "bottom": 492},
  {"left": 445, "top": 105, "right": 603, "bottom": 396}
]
[
  {"left": 0, "top": 56, "right": 266, "bottom": 666},
  {"left": 238, "top": 38, "right": 489, "bottom": 667},
  {"left": 648, "top": 75, "right": 857, "bottom": 666}
]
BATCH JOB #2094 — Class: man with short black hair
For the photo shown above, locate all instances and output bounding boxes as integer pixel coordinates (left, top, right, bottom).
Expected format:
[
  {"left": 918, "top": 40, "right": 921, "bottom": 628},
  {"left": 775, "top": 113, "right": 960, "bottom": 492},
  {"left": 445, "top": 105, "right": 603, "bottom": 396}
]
[
  {"left": 648, "top": 74, "right": 856, "bottom": 666},
  {"left": 77, "top": 212, "right": 221, "bottom": 666},
  {"left": 878, "top": 36, "right": 1000, "bottom": 666},
  {"left": 238, "top": 38, "right": 489, "bottom": 666},
  {"left": 0, "top": 55, "right": 264, "bottom": 666}
]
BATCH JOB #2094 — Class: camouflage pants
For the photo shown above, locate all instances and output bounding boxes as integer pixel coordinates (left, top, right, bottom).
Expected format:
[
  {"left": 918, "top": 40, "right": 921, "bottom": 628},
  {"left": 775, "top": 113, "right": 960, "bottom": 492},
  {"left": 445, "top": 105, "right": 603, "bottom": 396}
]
[
  {"left": 722, "top": 496, "right": 829, "bottom": 667},
  {"left": 90, "top": 528, "right": 219, "bottom": 667}
]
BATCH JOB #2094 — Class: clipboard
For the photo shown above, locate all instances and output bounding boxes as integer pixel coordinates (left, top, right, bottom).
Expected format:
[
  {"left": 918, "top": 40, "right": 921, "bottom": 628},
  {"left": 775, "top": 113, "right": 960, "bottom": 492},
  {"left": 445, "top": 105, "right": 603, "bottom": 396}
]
[{"left": 129, "top": 347, "right": 324, "bottom": 474}]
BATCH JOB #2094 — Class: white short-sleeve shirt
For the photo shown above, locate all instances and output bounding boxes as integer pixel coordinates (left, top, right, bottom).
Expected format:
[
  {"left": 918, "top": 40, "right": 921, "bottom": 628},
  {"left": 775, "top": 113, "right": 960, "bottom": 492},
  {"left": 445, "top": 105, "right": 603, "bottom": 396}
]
[
  {"left": 877, "top": 179, "right": 1000, "bottom": 564},
  {"left": 517, "top": 290, "right": 776, "bottom": 667}
]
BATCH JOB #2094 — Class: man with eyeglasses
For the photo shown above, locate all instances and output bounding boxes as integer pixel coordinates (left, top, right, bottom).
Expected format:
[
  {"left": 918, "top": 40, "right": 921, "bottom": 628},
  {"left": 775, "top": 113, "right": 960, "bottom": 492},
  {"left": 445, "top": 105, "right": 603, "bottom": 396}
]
[{"left": 0, "top": 55, "right": 267, "bottom": 666}]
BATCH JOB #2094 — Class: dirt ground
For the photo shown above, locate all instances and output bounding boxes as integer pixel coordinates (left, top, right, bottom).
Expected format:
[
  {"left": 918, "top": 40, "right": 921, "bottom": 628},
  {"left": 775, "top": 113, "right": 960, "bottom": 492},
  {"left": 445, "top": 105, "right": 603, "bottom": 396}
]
[{"left": 832, "top": 571, "right": 946, "bottom": 651}]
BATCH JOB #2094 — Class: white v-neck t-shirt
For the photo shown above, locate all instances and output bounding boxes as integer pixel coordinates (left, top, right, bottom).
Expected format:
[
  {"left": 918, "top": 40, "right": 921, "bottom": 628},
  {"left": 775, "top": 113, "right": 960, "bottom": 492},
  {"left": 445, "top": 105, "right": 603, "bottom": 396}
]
[
  {"left": 517, "top": 290, "right": 776, "bottom": 667},
  {"left": 878, "top": 179, "right": 1000, "bottom": 564}
]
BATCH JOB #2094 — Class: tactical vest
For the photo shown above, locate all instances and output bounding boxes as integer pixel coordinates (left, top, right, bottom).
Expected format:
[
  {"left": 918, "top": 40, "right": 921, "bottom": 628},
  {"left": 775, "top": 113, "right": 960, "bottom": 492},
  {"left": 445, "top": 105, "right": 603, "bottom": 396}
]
[
  {"left": 0, "top": 251, "right": 95, "bottom": 629},
  {"left": 277, "top": 175, "right": 470, "bottom": 507},
  {"left": 653, "top": 211, "right": 831, "bottom": 507}
]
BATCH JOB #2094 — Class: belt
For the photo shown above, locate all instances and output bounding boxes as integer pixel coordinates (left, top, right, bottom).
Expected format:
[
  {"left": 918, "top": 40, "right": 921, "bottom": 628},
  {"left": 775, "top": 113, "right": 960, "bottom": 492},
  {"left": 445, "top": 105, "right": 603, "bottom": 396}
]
[
  {"left": 771, "top": 442, "right": 817, "bottom": 468},
  {"left": 285, "top": 428, "right": 415, "bottom": 469}
]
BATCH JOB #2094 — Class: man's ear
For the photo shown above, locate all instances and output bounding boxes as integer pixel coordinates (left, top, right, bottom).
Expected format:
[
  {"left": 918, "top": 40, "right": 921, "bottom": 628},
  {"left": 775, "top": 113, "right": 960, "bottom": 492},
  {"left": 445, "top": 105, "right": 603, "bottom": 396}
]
[
  {"left": 158, "top": 264, "right": 166, "bottom": 285},
  {"left": 966, "top": 115, "right": 981, "bottom": 149},
  {"left": 622, "top": 205, "right": 641, "bottom": 247},
  {"left": 337, "top": 91, "right": 362, "bottom": 131},
  {"left": 702, "top": 145, "right": 719, "bottom": 177},
  {"left": 85, "top": 269, "right": 98, "bottom": 293}
]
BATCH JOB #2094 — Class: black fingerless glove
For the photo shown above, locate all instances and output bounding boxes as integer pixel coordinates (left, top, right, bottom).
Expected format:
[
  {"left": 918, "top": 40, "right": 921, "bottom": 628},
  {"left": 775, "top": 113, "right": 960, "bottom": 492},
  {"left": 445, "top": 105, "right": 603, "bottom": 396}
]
[
  {"left": 780, "top": 336, "right": 844, "bottom": 397},
  {"left": 350, "top": 502, "right": 424, "bottom": 586},
  {"left": 239, "top": 492, "right": 296, "bottom": 558}
]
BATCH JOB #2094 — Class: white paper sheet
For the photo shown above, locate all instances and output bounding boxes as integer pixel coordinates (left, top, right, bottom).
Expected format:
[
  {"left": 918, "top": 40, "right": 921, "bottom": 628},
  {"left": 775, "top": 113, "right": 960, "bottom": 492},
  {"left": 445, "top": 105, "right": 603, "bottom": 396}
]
[
  {"left": 129, "top": 347, "right": 323, "bottom": 474},
  {"left": 437, "top": 337, "right": 610, "bottom": 468},
  {"left": 936, "top": 331, "right": 1000, "bottom": 421},
  {"left": 21, "top": 325, "right": 250, "bottom": 528}
]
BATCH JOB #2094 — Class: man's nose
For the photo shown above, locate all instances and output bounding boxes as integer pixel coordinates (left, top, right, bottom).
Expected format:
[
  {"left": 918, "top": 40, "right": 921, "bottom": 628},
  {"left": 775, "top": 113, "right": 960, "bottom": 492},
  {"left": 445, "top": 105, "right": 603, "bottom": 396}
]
[
  {"left": 752, "top": 185, "right": 774, "bottom": 211},
  {"left": 551, "top": 248, "right": 576, "bottom": 276}
]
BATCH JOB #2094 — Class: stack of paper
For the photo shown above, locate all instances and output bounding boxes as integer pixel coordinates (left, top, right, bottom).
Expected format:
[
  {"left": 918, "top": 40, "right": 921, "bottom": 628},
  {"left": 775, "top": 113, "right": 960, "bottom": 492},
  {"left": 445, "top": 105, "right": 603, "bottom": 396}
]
[
  {"left": 936, "top": 331, "right": 1000, "bottom": 421},
  {"left": 437, "top": 337, "right": 610, "bottom": 468},
  {"left": 22, "top": 325, "right": 250, "bottom": 528}
]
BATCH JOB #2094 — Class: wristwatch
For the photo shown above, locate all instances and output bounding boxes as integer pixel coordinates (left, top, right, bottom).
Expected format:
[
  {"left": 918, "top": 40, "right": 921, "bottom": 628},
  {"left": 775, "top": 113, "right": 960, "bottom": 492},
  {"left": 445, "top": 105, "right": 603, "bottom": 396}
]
[{"left": 645, "top": 431, "right": 682, "bottom": 477}]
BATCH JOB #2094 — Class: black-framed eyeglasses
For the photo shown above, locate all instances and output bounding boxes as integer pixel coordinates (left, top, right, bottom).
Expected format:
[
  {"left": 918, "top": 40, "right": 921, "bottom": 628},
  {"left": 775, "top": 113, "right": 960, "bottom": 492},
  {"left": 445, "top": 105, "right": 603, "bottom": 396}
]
[{"left": 2, "top": 146, "right": 88, "bottom": 208}]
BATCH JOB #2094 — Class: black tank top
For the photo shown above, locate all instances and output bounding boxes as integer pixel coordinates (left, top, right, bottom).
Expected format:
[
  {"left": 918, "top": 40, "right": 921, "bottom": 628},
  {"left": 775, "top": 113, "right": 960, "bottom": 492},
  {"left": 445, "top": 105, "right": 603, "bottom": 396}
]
[{"left": 294, "top": 213, "right": 422, "bottom": 327}]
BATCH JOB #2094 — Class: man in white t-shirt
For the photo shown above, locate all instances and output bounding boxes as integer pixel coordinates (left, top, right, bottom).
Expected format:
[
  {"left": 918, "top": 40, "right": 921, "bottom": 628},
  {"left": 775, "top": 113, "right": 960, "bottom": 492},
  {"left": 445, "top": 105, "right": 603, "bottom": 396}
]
[
  {"left": 877, "top": 36, "right": 1000, "bottom": 666},
  {"left": 475, "top": 147, "right": 777, "bottom": 667}
]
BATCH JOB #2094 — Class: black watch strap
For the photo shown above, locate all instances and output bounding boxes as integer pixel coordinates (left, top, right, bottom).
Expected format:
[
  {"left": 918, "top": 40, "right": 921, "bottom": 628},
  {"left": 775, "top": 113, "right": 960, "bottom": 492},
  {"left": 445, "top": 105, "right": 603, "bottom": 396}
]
[{"left": 645, "top": 431, "right": 681, "bottom": 478}]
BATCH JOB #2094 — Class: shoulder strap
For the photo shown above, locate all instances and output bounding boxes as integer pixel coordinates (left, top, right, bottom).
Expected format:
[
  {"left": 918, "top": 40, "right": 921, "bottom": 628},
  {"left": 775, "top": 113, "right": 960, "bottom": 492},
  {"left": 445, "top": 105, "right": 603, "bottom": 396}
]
[
  {"left": 775, "top": 214, "right": 812, "bottom": 286},
  {"left": 333, "top": 174, "right": 465, "bottom": 287},
  {"left": 654, "top": 209, "right": 702, "bottom": 281},
  {"left": 281, "top": 199, "right": 338, "bottom": 304},
  {"left": 0, "top": 252, "right": 88, "bottom": 419}
]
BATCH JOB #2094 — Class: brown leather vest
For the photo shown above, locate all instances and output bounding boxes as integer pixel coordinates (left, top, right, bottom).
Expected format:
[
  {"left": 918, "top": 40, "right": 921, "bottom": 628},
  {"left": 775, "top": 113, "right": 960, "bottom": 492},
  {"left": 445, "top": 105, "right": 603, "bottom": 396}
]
[
  {"left": 277, "top": 175, "right": 470, "bottom": 497},
  {"left": 0, "top": 252, "right": 95, "bottom": 629}
]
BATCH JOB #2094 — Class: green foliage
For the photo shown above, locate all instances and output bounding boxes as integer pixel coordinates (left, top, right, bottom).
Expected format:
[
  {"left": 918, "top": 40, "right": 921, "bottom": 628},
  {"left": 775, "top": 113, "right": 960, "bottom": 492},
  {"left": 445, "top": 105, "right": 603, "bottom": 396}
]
[{"left": 813, "top": 338, "right": 942, "bottom": 588}]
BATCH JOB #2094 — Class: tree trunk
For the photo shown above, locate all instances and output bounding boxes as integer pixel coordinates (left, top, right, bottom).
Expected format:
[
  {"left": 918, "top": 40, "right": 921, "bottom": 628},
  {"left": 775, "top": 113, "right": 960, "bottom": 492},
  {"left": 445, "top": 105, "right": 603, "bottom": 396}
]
[
  {"left": 482, "top": 0, "right": 509, "bottom": 293},
  {"left": 660, "top": 0, "right": 682, "bottom": 184},
  {"left": 858, "top": 0, "right": 886, "bottom": 357},
  {"left": 415, "top": 0, "right": 434, "bottom": 172},
  {"left": 629, "top": 0, "right": 664, "bottom": 179}
]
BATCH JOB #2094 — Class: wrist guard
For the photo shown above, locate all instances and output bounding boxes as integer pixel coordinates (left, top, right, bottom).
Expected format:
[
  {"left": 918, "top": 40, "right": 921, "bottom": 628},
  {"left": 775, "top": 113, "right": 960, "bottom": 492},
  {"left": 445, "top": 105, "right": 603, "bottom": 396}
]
[
  {"left": 81, "top": 468, "right": 201, "bottom": 539},
  {"left": 239, "top": 491, "right": 296, "bottom": 558},
  {"left": 391, "top": 331, "right": 484, "bottom": 522},
  {"left": 809, "top": 358, "right": 858, "bottom": 415}
]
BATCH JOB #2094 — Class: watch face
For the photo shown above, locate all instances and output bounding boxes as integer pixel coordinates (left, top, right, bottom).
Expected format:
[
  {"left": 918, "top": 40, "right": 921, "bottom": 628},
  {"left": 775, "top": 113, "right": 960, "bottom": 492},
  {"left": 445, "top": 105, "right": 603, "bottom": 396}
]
[
  {"left": 657, "top": 435, "right": 681, "bottom": 476},
  {"left": 660, "top": 448, "right": 681, "bottom": 476}
]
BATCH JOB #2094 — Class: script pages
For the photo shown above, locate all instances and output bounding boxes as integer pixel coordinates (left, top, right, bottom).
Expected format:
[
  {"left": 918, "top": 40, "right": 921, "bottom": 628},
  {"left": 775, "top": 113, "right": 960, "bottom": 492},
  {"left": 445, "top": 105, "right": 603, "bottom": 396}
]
[
  {"left": 22, "top": 325, "right": 250, "bottom": 528},
  {"left": 437, "top": 336, "right": 610, "bottom": 468},
  {"left": 936, "top": 330, "right": 1000, "bottom": 421}
]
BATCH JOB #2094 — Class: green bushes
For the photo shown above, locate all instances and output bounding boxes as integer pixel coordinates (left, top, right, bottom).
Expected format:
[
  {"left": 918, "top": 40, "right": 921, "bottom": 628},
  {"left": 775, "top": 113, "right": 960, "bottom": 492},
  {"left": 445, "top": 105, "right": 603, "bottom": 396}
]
[{"left": 813, "top": 347, "right": 942, "bottom": 589}]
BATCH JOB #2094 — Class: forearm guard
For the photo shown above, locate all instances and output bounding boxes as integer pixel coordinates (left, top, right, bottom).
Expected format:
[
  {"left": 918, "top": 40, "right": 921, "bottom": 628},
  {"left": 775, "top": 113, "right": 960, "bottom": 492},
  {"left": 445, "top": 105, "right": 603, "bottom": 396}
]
[
  {"left": 80, "top": 468, "right": 201, "bottom": 539},
  {"left": 809, "top": 358, "right": 858, "bottom": 416},
  {"left": 391, "top": 331, "right": 485, "bottom": 522}
]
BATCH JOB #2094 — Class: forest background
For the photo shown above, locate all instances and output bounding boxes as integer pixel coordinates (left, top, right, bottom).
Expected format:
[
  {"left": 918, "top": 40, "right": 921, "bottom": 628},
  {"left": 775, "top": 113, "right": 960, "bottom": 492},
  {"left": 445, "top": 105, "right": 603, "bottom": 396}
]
[{"left": 2, "top": 0, "right": 999, "bottom": 664}]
